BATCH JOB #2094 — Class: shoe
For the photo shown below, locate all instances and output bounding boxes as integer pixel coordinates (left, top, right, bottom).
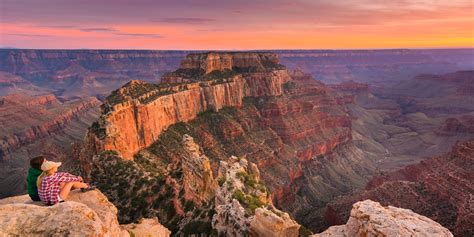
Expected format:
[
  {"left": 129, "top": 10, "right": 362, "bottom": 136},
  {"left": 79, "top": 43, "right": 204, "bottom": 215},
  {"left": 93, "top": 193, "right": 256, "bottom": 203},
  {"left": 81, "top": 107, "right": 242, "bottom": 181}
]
[{"left": 81, "top": 184, "right": 96, "bottom": 192}]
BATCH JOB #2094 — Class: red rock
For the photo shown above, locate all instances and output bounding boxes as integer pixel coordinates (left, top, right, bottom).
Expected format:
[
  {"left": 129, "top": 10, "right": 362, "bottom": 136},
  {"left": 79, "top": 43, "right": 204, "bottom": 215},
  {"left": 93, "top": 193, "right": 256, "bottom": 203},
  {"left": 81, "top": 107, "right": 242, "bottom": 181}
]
[
  {"left": 0, "top": 94, "right": 100, "bottom": 161},
  {"left": 324, "top": 139, "right": 474, "bottom": 237}
]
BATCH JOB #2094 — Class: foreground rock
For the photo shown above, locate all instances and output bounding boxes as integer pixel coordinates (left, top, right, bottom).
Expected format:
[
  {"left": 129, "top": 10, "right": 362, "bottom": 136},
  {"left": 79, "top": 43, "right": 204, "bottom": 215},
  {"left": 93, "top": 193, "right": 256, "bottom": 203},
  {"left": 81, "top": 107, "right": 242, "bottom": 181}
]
[
  {"left": 213, "top": 156, "right": 300, "bottom": 237},
  {"left": 313, "top": 200, "right": 453, "bottom": 237},
  {"left": 0, "top": 190, "right": 170, "bottom": 237}
]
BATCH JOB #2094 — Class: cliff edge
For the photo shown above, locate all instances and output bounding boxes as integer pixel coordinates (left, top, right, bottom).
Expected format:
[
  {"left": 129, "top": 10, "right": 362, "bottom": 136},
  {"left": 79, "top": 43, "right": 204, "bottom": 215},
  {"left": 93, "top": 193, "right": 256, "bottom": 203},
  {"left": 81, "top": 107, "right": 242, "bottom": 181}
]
[
  {"left": 0, "top": 190, "right": 170, "bottom": 237},
  {"left": 313, "top": 200, "right": 453, "bottom": 237}
]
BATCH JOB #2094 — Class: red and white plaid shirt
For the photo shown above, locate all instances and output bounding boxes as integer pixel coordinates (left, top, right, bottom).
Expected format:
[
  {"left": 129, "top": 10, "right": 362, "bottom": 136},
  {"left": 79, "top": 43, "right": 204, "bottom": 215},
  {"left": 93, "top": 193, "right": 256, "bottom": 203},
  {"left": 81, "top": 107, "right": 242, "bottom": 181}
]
[{"left": 38, "top": 172, "right": 81, "bottom": 205}]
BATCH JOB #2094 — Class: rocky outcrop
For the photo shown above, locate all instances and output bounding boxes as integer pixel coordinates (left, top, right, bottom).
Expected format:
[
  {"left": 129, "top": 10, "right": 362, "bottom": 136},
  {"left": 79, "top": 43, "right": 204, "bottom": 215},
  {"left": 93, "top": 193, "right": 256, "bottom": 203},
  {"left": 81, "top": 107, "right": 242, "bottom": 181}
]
[
  {"left": 314, "top": 200, "right": 453, "bottom": 237},
  {"left": 181, "top": 134, "right": 217, "bottom": 205},
  {"left": 82, "top": 52, "right": 291, "bottom": 161},
  {"left": 212, "top": 156, "right": 300, "bottom": 237},
  {"left": 90, "top": 78, "right": 246, "bottom": 160},
  {"left": 0, "top": 189, "right": 170, "bottom": 237},
  {"left": 324, "top": 139, "right": 474, "bottom": 236},
  {"left": 179, "top": 52, "right": 281, "bottom": 74},
  {"left": 85, "top": 52, "right": 368, "bottom": 235},
  {"left": 0, "top": 93, "right": 100, "bottom": 161},
  {"left": 121, "top": 218, "right": 171, "bottom": 237}
]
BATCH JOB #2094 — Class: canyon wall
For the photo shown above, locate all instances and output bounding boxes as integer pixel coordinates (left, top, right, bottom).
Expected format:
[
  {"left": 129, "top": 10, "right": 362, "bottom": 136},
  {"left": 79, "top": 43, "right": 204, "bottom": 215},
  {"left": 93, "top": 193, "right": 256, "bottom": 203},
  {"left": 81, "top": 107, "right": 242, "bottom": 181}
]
[
  {"left": 85, "top": 52, "right": 291, "bottom": 160},
  {"left": 84, "top": 52, "right": 368, "bottom": 235},
  {"left": 324, "top": 139, "right": 474, "bottom": 236},
  {"left": 0, "top": 93, "right": 100, "bottom": 161}
]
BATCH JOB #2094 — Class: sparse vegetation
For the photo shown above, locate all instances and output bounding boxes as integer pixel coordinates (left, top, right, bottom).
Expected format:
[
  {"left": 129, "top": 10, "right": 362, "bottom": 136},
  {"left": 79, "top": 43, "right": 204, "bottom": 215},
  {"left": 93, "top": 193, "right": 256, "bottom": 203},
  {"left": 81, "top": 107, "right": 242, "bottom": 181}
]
[
  {"left": 232, "top": 189, "right": 265, "bottom": 214},
  {"left": 217, "top": 177, "right": 226, "bottom": 187},
  {"left": 90, "top": 121, "right": 106, "bottom": 138}
]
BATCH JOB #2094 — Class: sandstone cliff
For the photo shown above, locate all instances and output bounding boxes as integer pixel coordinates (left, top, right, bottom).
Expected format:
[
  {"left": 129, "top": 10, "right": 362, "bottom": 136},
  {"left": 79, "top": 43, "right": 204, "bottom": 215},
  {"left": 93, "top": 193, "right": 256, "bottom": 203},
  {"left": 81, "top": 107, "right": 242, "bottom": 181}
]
[
  {"left": 0, "top": 189, "right": 170, "bottom": 237},
  {"left": 313, "top": 200, "right": 453, "bottom": 237},
  {"left": 84, "top": 52, "right": 372, "bottom": 235},
  {"left": 82, "top": 52, "right": 291, "bottom": 161},
  {"left": 179, "top": 52, "right": 281, "bottom": 74}
]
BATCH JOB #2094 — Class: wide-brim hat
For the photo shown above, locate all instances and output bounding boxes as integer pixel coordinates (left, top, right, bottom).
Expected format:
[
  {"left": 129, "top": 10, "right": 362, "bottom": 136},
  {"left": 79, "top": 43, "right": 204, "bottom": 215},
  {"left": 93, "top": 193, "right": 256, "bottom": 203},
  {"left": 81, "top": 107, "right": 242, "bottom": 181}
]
[{"left": 41, "top": 160, "right": 62, "bottom": 171}]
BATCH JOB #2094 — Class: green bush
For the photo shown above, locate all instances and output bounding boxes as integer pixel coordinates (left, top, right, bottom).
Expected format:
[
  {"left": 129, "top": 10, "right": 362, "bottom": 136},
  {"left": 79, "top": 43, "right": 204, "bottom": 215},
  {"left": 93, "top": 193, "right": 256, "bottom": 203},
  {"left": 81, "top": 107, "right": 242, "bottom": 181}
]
[{"left": 217, "top": 177, "right": 226, "bottom": 187}]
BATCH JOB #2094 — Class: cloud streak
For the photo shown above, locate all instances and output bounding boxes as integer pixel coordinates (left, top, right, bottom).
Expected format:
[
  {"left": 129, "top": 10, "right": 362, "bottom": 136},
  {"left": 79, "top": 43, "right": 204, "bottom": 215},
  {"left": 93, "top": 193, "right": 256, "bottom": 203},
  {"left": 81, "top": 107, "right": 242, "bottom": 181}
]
[
  {"left": 1, "top": 0, "right": 472, "bottom": 49},
  {"left": 80, "top": 27, "right": 118, "bottom": 32},
  {"left": 114, "top": 33, "right": 163, "bottom": 38},
  {"left": 153, "top": 17, "right": 215, "bottom": 24}
]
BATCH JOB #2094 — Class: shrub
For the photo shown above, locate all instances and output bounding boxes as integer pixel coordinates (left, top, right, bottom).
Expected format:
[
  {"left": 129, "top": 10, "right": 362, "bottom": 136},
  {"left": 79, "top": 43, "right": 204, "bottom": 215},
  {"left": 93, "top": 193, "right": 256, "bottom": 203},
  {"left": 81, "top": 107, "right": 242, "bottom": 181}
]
[{"left": 217, "top": 177, "right": 226, "bottom": 187}]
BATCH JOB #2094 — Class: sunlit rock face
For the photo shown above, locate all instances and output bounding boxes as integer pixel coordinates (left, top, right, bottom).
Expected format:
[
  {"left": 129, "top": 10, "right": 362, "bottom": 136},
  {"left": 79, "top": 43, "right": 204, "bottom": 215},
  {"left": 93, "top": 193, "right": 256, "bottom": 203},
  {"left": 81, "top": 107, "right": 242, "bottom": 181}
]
[
  {"left": 313, "top": 200, "right": 453, "bottom": 237},
  {"left": 0, "top": 190, "right": 170, "bottom": 237},
  {"left": 82, "top": 52, "right": 373, "bottom": 235},
  {"left": 81, "top": 52, "right": 290, "bottom": 161}
]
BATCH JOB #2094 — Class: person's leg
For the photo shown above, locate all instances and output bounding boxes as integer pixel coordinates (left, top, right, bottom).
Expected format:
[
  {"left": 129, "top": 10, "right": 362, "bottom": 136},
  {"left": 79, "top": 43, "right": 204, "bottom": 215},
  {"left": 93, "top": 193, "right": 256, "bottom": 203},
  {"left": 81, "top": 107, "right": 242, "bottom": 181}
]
[{"left": 59, "top": 182, "right": 88, "bottom": 200}]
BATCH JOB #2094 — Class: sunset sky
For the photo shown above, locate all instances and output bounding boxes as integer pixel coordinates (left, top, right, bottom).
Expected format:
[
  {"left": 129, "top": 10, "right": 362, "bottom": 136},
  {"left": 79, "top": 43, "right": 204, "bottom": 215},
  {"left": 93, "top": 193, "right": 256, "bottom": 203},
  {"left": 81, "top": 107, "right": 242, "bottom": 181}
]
[{"left": 1, "top": 0, "right": 473, "bottom": 50}]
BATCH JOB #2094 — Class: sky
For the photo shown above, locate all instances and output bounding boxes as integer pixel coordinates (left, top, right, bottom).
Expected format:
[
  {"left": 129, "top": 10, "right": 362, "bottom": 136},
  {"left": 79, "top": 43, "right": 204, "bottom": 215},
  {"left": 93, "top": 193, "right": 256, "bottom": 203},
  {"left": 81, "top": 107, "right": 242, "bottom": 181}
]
[{"left": 0, "top": 0, "right": 473, "bottom": 50}]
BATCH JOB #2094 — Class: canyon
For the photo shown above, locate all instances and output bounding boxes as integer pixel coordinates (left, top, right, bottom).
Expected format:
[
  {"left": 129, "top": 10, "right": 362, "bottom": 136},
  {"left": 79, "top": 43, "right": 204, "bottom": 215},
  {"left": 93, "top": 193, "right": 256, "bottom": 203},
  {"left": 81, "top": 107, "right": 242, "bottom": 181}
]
[
  {"left": 323, "top": 139, "right": 474, "bottom": 237},
  {"left": 82, "top": 52, "right": 365, "bottom": 235},
  {"left": 0, "top": 49, "right": 472, "bottom": 235},
  {"left": 0, "top": 190, "right": 452, "bottom": 237},
  {"left": 0, "top": 93, "right": 100, "bottom": 198}
]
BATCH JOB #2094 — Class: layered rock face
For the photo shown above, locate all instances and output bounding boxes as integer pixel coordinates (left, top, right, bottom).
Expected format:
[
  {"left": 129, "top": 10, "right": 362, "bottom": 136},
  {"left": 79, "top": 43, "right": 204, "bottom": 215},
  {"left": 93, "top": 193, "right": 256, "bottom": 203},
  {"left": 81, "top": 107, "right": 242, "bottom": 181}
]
[
  {"left": 0, "top": 189, "right": 170, "bottom": 237},
  {"left": 0, "top": 93, "right": 101, "bottom": 198},
  {"left": 92, "top": 78, "right": 246, "bottom": 160},
  {"left": 0, "top": 93, "right": 100, "bottom": 161},
  {"left": 314, "top": 200, "right": 453, "bottom": 237},
  {"left": 83, "top": 52, "right": 290, "bottom": 161},
  {"left": 375, "top": 71, "right": 474, "bottom": 115},
  {"left": 180, "top": 52, "right": 281, "bottom": 74},
  {"left": 324, "top": 139, "right": 474, "bottom": 236},
  {"left": 0, "top": 49, "right": 188, "bottom": 98},
  {"left": 85, "top": 52, "right": 372, "bottom": 235}
]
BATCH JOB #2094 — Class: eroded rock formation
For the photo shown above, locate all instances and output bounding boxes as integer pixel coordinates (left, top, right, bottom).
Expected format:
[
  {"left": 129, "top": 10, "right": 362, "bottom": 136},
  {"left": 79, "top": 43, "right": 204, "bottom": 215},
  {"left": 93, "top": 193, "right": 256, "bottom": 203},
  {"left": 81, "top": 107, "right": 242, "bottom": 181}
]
[
  {"left": 82, "top": 52, "right": 291, "bottom": 161},
  {"left": 0, "top": 93, "right": 100, "bottom": 161},
  {"left": 212, "top": 156, "right": 300, "bottom": 237},
  {"left": 313, "top": 200, "right": 453, "bottom": 237},
  {"left": 324, "top": 139, "right": 474, "bottom": 236},
  {"left": 0, "top": 189, "right": 170, "bottom": 237},
  {"left": 181, "top": 134, "right": 216, "bottom": 205},
  {"left": 84, "top": 52, "right": 372, "bottom": 235}
]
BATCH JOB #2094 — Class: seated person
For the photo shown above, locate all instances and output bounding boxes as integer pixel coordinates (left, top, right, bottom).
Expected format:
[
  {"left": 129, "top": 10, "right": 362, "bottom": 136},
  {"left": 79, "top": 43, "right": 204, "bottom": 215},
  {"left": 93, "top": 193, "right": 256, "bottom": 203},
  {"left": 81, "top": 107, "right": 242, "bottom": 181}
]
[
  {"left": 26, "top": 156, "right": 45, "bottom": 201},
  {"left": 37, "top": 160, "right": 94, "bottom": 205}
]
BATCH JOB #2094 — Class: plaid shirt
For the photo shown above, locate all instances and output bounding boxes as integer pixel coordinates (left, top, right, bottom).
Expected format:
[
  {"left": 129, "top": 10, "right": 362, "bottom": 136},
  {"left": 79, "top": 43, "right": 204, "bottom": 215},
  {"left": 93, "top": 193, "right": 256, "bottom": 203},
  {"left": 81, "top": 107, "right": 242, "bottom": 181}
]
[{"left": 38, "top": 172, "right": 81, "bottom": 205}]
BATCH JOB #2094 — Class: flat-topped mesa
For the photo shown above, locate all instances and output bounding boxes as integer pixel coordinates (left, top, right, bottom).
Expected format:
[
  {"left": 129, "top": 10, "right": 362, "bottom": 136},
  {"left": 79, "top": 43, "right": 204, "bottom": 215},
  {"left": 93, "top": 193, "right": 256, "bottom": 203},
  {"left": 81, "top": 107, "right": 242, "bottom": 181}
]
[
  {"left": 82, "top": 52, "right": 291, "bottom": 162},
  {"left": 177, "top": 52, "right": 282, "bottom": 75}
]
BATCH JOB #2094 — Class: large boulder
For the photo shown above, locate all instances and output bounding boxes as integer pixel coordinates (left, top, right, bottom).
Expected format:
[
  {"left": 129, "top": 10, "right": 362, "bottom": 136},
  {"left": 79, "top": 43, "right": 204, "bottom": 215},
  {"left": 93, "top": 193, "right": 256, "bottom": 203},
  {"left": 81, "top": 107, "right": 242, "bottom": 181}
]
[
  {"left": 0, "top": 190, "right": 170, "bottom": 237},
  {"left": 313, "top": 200, "right": 453, "bottom": 237}
]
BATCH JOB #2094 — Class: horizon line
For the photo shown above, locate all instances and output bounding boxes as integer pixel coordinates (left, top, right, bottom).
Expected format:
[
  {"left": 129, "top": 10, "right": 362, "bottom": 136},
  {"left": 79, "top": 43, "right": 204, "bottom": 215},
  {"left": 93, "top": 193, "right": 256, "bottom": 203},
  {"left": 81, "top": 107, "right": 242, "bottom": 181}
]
[{"left": 1, "top": 47, "right": 473, "bottom": 51}]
